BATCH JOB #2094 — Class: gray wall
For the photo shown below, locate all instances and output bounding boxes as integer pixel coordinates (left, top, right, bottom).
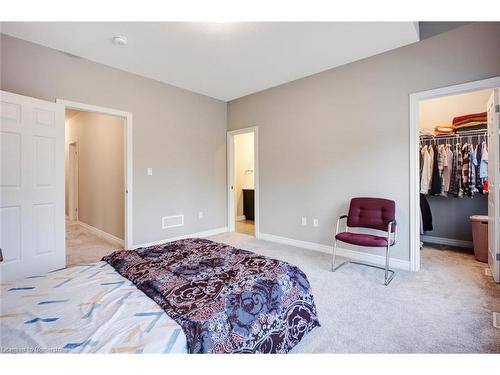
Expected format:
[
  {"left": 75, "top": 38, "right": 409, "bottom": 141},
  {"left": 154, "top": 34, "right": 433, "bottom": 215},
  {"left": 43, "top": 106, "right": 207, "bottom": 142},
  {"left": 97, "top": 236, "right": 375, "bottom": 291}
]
[
  {"left": 0, "top": 34, "right": 227, "bottom": 247},
  {"left": 418, "top": 22, "right": 471, "bottom": 40},
  {"left": 227, "top": 23, "right": 500, "bottom": 261},
  {"left": 425, "top": 195, "right": 488, "bottom": 242}
]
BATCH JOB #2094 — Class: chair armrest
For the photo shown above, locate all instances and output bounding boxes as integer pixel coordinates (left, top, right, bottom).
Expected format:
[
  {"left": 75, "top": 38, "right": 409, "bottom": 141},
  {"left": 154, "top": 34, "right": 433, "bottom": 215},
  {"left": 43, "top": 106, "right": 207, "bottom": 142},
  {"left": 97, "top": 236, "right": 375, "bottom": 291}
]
[
  {"left": 335, "top": 215, "right": 348, "bottom": 236},
  {"left": 387, "top": 220, "right": 397, "bottom": 246}
]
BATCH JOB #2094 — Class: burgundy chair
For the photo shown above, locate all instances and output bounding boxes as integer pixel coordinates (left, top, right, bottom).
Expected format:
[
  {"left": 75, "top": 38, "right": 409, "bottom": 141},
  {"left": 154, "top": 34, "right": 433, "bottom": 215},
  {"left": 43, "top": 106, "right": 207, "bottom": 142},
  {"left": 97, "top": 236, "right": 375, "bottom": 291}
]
[{"left": 332, "top": 197, "right": 397, "bottom": 285}]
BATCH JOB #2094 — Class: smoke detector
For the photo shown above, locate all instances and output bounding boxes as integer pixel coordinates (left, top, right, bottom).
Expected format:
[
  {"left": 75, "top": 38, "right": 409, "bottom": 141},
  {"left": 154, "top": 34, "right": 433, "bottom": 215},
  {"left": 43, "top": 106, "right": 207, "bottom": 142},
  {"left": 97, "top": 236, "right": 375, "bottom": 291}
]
[{"left": 112, "top": 36, "right": 128, "bottom": 46}]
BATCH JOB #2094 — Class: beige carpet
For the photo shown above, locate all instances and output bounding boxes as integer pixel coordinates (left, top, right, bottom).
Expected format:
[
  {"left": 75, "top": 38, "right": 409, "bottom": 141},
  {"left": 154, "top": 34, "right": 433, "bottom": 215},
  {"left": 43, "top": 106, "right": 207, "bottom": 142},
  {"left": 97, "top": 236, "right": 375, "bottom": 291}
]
[
  {"left": 209, "top": 232, "right": 500, "bottom": 353},
  {"left": 65, "top": 225, "right": 500, "bottom": 353}
]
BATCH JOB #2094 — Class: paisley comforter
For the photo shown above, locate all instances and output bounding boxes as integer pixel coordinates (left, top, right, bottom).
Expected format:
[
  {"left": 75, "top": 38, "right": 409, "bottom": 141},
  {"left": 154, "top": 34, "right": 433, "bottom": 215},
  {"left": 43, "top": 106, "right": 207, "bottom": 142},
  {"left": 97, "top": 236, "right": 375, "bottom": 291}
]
[{"left": 103, "top": 238, "right": 320, "bottom": 353}]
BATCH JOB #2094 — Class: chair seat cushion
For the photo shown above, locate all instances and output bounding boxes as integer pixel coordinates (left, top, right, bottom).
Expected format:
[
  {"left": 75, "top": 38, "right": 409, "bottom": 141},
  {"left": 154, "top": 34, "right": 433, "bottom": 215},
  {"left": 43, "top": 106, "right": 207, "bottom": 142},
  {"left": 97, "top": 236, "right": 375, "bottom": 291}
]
[{"left": 335, "top": 232, "right": 389, "bottom": 247}]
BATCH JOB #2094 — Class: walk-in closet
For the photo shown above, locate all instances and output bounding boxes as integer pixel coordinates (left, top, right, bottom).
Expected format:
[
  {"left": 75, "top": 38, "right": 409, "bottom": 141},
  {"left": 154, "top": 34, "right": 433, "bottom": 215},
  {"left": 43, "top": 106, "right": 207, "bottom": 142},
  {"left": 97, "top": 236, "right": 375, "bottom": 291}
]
[{"left": 418, "top": 89, "right": 492, "bottom": 260}]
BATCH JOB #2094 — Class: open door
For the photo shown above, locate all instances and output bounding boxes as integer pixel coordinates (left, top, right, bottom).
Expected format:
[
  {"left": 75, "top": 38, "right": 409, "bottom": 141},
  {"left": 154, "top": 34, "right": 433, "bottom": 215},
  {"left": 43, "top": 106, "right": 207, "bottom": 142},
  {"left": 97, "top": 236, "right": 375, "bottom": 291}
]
[
  {"left": 1, "top": 91, "right": 65, "bottom": 281},
  {"left": 487, "top": 88, "right": 500, "bottom": 283}
]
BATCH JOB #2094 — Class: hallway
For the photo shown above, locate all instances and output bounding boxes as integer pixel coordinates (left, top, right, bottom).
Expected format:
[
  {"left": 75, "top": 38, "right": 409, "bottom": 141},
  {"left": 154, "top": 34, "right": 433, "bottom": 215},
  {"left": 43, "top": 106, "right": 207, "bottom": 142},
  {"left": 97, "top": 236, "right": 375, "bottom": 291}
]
[
  {"left": 66, "top": 219, "right": 121, "bottom": 266},
  {"left": 235, "top": 219, "right": 255, "bottom": 236}
]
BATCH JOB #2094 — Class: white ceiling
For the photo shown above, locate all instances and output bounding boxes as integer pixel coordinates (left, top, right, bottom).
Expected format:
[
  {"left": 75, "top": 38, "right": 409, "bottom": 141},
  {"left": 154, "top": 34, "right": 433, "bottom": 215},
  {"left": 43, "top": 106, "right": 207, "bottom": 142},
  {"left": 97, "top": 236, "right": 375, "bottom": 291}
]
[{"left": 1, "top": 22, "right": 420, "bottom": 101}]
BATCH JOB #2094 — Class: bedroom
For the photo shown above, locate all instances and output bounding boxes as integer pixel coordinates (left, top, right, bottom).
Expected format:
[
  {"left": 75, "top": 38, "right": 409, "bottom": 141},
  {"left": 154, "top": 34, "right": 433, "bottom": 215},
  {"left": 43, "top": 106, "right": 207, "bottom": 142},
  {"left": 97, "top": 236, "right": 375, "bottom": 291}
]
[{"left": 1, "top": 1, "right": 499, "bottom": 373}]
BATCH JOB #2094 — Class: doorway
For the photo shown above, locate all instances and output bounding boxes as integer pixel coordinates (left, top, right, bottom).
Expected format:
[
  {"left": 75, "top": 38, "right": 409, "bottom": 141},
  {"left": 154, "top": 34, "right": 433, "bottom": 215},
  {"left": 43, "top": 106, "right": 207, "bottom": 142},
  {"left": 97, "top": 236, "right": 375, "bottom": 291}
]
[
  {"left": 227, "top": 127, "right": 259, "bottom": 237},
  {"left": 409, "top": 77, "right": 500, "bottom": 283},
  {"left": 60, "top": 100, "right": 133, "bottom": 265},
  {"left": 67, "top": 141, "right": 79, "bottom": 221}
]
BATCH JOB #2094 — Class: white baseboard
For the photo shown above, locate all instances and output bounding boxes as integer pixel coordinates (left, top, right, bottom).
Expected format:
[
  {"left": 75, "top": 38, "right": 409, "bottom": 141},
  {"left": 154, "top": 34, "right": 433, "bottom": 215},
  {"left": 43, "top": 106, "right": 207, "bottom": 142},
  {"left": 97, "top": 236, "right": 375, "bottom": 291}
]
[
  {"left": 133, "top": 227, "right": 228, "bottom": 249},
  {"left": 420, "top": 235, "right": 473, "bottom": 249},
  {"left": 77, "top": 221, "right": 124, "bottom": 247},
  {"left": 258, "top": 232, "right": 411, "bottom": 271},
  {"left": 258, "top": 232, "right": 331, "bottom": 252},
  {"left": 236, "top": 215, "right": 246, "bottom": 221}
]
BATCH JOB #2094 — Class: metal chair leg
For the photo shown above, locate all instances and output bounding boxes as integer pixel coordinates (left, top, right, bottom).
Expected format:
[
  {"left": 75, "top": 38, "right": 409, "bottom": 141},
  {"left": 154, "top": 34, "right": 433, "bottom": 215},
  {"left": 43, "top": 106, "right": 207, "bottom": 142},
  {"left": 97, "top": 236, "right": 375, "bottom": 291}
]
[
  {"left": 384, "top": 244, "right": 390, "bottom": 285},
  {"left": 383, "top": 243, "right": 396, "bottom": 286},
  {"left": 332, "top": 238, "right": 349, "bottom": 272},
  {"left": 331, "top": 239, "right": 337, "bottom": 271}
]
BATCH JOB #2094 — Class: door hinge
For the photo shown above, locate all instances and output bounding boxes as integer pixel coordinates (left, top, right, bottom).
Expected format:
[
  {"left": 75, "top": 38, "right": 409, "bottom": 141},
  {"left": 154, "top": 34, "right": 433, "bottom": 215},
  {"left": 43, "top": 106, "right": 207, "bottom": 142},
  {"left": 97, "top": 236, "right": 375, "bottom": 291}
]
[
  {"left": 497, "top": 253, "right": 500, "bottom": 261},
  {"left": 496, "top": 104, "right": 500, "bottom": 113}
]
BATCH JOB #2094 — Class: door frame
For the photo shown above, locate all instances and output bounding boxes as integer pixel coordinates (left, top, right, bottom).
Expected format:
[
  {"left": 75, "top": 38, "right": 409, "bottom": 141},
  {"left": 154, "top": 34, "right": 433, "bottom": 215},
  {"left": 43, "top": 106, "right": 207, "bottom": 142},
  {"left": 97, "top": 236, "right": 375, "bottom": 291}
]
[
  {"left": 409, "top": 76, "right": 500, "bottom": 272},
  {"left": 227, "top": 126, "right": 259, "bottom": 237},
  {"left": 67, "top": 141, "right": 79, "bottom": 221},
  {"left": 57, "top": 99, "right": 134, "bottom": 249}
]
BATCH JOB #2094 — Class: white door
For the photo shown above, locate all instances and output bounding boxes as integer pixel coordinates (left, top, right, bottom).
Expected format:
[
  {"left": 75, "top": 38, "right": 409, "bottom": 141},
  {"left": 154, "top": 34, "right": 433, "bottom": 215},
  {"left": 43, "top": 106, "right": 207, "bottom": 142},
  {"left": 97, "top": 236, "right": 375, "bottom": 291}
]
[
  {"left": 487, "top": 88, "right": 500, "bottom": 283},
  {"left": 1, "top": 91, "right": 65, "bottom": 281}
]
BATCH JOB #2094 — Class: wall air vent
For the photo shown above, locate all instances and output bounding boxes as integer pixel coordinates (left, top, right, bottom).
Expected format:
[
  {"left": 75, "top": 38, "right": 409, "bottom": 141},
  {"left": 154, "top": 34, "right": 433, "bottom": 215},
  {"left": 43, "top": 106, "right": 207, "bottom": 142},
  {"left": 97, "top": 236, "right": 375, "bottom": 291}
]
[{"left": 162, "top": 214, "right": 184, "bottom": 229}]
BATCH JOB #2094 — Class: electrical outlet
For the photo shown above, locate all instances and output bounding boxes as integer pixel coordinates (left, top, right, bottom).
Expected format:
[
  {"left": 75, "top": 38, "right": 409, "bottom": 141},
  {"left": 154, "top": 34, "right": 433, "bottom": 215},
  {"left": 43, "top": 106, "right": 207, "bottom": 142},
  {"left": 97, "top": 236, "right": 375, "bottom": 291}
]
[
  {"left": 313, "top": 219, "right": 319, "bottom": 227},
  {"left": 301, "top": 217, "right": 307, "bottom": 226},
  {"left": 198, "top": 211, "right": 204, "bottom": 219},
  {"left": 147, "top": 168, "right": 153, "bottom": 176}
]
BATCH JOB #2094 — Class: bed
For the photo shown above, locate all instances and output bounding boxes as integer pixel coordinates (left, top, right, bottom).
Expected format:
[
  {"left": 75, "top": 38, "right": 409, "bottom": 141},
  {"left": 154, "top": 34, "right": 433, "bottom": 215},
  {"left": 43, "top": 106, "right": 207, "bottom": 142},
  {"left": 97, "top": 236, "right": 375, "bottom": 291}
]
[{"left": 1, "top": 238, "right": 319, "bottom": 354}]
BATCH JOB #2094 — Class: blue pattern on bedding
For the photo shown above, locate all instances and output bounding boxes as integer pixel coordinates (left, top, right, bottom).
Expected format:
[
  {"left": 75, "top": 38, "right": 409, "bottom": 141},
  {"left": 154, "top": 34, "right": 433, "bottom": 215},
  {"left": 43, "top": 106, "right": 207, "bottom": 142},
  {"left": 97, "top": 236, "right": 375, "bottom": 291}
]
[{"left": 0, "top": 262, "right": 188, "bottom": 353}]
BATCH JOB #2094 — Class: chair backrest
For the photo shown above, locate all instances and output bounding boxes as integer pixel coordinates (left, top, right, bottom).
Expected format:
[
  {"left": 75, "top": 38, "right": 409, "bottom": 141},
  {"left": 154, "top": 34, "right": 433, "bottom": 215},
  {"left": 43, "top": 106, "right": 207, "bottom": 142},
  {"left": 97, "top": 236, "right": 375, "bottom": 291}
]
[{"left": 347, "top": 197, "right": 396, "bottom": 232}]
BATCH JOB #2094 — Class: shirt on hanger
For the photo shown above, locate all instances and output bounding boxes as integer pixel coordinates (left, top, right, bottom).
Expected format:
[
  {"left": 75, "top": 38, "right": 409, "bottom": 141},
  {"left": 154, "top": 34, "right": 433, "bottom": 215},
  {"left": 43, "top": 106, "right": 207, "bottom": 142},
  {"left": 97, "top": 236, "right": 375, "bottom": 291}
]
[
  {"left": 479, "top": 141, "right": 488, "bottom": 178},
  {"left": 430, "top": 144, "right": 442, "bottom": 196},
  {"left": 420, "top": 145, "right": 432, "bottom": 194},
  {"left": 443, "top": 144, "right": 453, "bottom": 194}
]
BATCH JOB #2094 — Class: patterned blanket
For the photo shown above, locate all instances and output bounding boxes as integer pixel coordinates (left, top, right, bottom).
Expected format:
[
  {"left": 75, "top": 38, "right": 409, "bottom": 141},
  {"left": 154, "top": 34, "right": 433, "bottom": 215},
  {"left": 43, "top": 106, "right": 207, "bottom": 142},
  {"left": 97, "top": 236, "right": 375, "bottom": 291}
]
[{"left": 103, "top": 238, "right": 320, "bottom": 353}]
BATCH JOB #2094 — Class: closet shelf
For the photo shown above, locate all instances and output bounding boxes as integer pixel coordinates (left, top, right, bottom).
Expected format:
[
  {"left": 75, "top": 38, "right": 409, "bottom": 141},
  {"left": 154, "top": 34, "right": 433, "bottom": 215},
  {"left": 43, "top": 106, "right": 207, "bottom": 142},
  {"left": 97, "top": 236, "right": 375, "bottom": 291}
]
[{"left": 420, "top": 129, "right": 487, "bottom": 143}]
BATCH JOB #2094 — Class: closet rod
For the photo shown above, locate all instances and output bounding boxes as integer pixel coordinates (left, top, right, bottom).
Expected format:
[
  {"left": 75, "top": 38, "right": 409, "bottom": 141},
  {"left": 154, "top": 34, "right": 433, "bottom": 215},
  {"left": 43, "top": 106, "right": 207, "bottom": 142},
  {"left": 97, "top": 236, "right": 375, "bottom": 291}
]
[{"left": 420, "top": 130, "right": 487, "bottom": 142}]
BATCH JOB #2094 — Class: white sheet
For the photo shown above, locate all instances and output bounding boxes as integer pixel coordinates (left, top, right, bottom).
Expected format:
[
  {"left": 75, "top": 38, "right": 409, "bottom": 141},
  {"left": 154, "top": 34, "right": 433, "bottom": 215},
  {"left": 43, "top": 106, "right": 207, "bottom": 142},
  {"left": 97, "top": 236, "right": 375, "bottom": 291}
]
[{"left": 0, "top": 262, "right": 188, "bottom": 353}]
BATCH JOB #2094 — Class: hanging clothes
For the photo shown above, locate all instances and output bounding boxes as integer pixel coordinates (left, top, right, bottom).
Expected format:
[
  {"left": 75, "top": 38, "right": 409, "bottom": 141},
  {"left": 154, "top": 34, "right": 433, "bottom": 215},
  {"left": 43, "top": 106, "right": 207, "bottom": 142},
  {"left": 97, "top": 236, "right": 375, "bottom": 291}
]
[
  {"left": 474, "top": 143, "right": 482, "bottom": 194},
  {"left": 449, "top": 143, "right": 463, "bottom": 197},
  {"left": 419, "top": 145, "right": 424, "bottom": 179},
  {"left": 420, "top": 145, "right": 432, "bottom": 194},
  {"left": 428, "top": 144, "right": 434, "bottom": 188},
  {"left": 441, "top": 144, "right": 453, "bottom": 195},
  {"left": 467, "top": 144, "right": 477, "bottom": 197},
  {"left": 461, "top": 143, "right": 469, "bottom": 195},
  {"left": 438, "top": 144, "right": 447, "bottom": 196},
  {"left": 480, "top": 141, "right": 489, "bottom": 192},
  {"left": 420, "top": 193, "right": 433, "bottom": 232},
  {"left": 419, "top": 132, "right": 488, "bottom": 198},
  {"left": 430, "top": 144, "right": 442, "bottom": 195}
]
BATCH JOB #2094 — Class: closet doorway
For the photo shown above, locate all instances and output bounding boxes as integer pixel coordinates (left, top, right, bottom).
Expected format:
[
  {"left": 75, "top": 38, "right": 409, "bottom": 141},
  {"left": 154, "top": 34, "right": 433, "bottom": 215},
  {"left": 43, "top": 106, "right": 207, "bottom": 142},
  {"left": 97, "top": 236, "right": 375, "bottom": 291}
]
[
  {"left": 409, "top": 77, "right": 500, "bottom": 283},
  {"left": 227, "top": 127, "right": 259, "bottom": 237}
]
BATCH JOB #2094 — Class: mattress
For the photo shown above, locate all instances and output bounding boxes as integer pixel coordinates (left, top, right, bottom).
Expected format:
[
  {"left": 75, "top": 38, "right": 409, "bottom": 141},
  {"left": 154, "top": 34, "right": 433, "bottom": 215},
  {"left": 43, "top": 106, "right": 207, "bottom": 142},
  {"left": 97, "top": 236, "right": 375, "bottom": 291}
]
[{"left": 0, "top": 262, "right": 188, "bottom": 353}]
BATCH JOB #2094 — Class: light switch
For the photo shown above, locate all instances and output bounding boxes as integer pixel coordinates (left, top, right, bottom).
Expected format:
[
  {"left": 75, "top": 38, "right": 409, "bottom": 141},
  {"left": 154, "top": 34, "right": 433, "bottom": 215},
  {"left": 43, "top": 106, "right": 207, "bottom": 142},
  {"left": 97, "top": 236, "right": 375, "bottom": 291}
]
[
  {"left": 198, "top": 211, "right": 204, "bottom": 219},
  {"left": 313, "top": 219, "right": 319, "bottom": 227},
  {"left": 147, "top": 168, "right": 153, "bottom": 176},
  {"left": 301, "top": 217, "right": 307, "bottom": 226}
]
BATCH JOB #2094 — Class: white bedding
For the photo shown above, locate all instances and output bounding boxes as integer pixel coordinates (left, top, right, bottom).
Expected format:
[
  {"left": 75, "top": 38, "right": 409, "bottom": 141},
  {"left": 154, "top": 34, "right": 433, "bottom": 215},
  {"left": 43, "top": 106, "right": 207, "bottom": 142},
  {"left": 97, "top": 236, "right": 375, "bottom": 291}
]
[{"left": 0, "top": 262, "right": 188, "bottom": 353}]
